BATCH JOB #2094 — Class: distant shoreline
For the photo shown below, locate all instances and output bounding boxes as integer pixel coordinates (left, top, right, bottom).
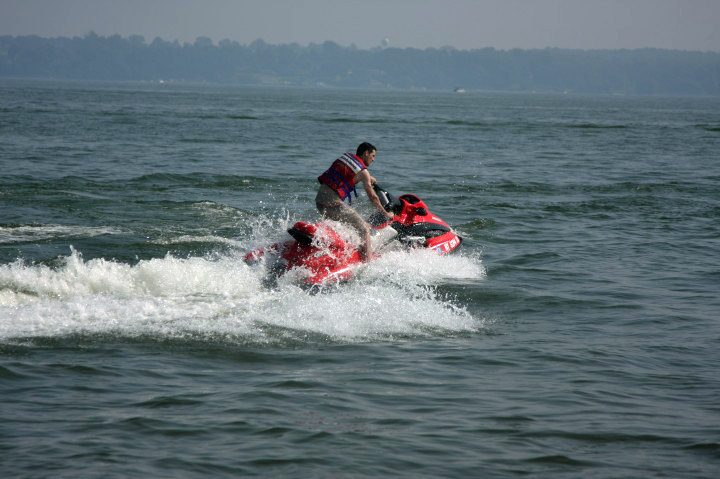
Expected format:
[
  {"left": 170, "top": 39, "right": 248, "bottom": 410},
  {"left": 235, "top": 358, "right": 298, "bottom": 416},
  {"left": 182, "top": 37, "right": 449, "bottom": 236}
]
[{"left": 2, "top": 34, "right": 719, "bottom": 96}]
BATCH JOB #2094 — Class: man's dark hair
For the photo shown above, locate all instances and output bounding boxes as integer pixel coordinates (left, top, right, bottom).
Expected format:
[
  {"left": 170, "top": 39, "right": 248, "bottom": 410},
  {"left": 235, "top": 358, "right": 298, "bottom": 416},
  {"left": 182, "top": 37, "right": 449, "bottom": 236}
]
[{"left": 356, "top": 142, "right": 376, "bottom": 156}]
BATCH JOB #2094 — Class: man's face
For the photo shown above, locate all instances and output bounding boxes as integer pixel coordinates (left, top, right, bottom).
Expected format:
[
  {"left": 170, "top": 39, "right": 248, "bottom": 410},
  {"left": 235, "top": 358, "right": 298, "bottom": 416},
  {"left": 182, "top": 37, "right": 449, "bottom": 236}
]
[{"left": 361, "top": 149, "right": 376, "bottom": 165}]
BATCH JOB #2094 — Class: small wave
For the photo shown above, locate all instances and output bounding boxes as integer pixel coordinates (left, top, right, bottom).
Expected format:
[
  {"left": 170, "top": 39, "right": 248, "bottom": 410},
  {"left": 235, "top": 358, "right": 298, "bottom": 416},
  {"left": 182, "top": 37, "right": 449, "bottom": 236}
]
[
  {"left": 696, "top": 124, "right": 720, "bottom": 132},
  {"left": 180, "top": 114, "right": 261, "bottom": 121},
  {"left": 189, "top": 200, "right": 247, "bottom": 216},
  {"left": 0, "top": 364, "right": 31, "bottom": 380},
  {"left": 0, "top": 224, "right": 122, "bottom": 244},
  {"left": 152, "top": 234, "right": 245, "bottom": 247},
  {"left": 525, "top": 455, "right": 595, "bottom": 466},
  {"left": 108, "top": 116, "right": 139, "bottom": 125},
  {"left": 134, "top": 395, "right": 206, "bottom": 408},
  {"left": 684, "top": 442, "right": 720, "bottom": 457},
  {"left": 322, "top": 118, "right": 393, "bottom": 124},
  {"left": 227, "top": 115, "right": 261, "bottom": 120},
  {"left": 567, "top": 123, "right": 628, "bottom": 129},
  {"left": 179, "top": 137, "right": 231, "bottom": 144},
  {"left": 459, "top": 218, "right": 494, "bottom": 230},
  {"left": 127, "top": 173, "right": 275, "bottom": 189},
  {"left": 446, "top": 120, "right": 498, "bottom": 128}
]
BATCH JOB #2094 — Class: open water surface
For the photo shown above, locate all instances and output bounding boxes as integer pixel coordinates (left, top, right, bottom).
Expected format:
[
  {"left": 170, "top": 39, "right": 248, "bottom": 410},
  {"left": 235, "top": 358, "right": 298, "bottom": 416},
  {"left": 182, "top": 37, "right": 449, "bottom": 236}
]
[{"left": 1, "top": 79, "right": 719, "bottom": 478}]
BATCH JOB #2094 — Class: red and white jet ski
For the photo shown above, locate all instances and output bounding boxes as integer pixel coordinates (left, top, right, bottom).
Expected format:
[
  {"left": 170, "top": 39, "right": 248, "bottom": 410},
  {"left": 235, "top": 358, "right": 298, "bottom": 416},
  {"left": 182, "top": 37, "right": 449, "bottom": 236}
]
[{"left": 244, "top": 185, "right": 462, "bottom": 287}]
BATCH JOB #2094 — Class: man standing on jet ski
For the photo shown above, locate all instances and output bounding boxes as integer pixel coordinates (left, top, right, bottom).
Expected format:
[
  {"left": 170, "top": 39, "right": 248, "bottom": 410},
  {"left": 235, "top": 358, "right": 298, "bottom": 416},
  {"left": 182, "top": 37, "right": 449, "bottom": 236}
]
[{"left": 316, "top": 142, "right": 394, "bottom": 261}]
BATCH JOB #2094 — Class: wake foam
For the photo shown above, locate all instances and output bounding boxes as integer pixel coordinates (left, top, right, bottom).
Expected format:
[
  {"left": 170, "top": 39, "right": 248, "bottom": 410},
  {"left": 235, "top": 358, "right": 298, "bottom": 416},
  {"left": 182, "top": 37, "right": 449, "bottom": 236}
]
[{"left": 0, "top": 241, "right": 486, "bottom": 344}]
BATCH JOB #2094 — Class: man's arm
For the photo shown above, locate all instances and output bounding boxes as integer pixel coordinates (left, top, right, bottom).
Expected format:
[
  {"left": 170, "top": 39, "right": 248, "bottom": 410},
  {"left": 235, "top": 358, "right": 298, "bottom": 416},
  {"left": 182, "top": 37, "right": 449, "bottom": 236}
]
[{"left": 356, "top": 170, "right": 393, "bottom": 218}]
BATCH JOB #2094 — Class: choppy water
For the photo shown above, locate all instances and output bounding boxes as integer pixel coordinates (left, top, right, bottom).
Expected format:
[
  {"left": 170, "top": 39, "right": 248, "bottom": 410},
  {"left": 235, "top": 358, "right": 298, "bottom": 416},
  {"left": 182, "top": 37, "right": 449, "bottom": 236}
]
[{"left": 1, "top": 79, "right": 719, "bottom": 478}]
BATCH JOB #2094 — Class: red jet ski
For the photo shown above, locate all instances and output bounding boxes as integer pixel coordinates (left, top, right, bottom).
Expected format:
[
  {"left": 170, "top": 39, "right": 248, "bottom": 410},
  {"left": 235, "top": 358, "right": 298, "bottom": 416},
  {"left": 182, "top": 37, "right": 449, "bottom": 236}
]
[{"left": 244, "top": 185, "right": 462, "bottom": 287}]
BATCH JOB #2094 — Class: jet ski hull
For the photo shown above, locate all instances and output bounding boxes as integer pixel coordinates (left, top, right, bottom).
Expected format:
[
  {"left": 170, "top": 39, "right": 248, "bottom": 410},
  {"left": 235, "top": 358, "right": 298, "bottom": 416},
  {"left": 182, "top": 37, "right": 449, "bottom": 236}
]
[{"left": 244, "top": 186, "right": 462, "bottom": 287}]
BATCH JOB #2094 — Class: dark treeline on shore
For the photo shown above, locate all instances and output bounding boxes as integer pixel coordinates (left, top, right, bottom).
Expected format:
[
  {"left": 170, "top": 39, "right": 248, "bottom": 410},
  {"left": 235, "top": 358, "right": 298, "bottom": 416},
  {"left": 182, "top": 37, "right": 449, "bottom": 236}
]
[{"left": 1, "top": 33, "right": 719, "bottom": 95}]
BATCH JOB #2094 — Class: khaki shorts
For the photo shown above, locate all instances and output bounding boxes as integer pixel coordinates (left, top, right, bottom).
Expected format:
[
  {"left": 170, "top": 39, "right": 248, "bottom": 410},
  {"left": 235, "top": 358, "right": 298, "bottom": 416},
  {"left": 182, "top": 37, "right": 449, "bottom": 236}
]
[{"left": 315, "top": 184, "right": 368, "bottom": 237}]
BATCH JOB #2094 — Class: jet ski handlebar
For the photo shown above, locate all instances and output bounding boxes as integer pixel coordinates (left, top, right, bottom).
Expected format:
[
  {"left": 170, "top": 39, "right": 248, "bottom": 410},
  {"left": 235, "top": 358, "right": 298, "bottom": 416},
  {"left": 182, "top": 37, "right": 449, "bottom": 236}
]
[{"left": 372, "top": 183, "right": 403, "bottom": 215}]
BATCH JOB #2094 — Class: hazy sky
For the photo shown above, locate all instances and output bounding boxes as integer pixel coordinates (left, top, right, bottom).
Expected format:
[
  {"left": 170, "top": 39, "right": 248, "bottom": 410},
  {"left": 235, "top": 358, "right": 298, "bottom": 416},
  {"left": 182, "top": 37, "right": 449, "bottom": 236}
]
[{"left": 2, "top": 0, "right": 719, "bottom": 52}]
